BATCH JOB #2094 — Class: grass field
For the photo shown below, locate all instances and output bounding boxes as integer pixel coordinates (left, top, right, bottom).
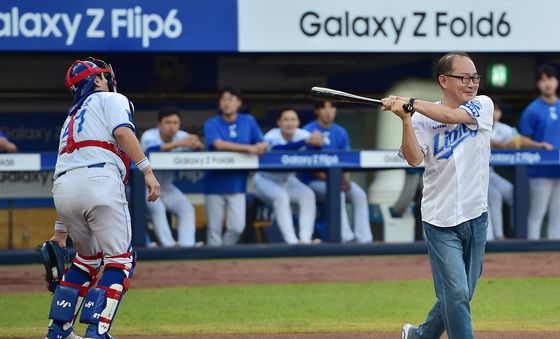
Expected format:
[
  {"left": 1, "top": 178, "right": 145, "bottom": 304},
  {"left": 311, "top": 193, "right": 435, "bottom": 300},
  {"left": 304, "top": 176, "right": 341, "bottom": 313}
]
[{"left": 1, "top": 277, "right": 559, "bottom": 337}]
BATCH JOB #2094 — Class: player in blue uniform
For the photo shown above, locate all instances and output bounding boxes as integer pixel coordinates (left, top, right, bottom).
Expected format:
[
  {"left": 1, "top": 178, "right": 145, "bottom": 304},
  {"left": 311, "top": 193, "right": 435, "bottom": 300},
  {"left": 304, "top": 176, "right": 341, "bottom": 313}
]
[
  {"left": 203, "top": 88, "right": 268, "bottom": 246},
  {"left": 519, "top": 65, "right": 560, "bottom": 239},
  {"left": 302, "top": 101, "right": 373, "bottom": 243}
]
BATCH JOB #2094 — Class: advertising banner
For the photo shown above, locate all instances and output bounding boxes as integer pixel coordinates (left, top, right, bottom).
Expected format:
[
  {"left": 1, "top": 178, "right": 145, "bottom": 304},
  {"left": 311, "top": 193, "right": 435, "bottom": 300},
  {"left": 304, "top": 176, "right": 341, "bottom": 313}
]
[
  {"left": 239, "top": 0, "right": 557, "bottom": 52},
  {"left": 0, "top": 0, "right": 237, "bottom": 51}
]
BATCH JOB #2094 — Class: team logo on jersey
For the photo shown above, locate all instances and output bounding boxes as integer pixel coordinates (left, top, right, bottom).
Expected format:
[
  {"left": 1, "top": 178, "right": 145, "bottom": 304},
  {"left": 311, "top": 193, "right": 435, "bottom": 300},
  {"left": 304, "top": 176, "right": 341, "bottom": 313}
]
[
  {"left": 462, "top": 99, "right": 482, "bottom": 117},
  {"left": 550, "top": 106, "right": 558, "bottom": 121},
  {"left": 433, "top": 124, "right": 477, "bottom": 159},
  {"left": 229, "top": 124, "right": 237, "bottom": 138}
]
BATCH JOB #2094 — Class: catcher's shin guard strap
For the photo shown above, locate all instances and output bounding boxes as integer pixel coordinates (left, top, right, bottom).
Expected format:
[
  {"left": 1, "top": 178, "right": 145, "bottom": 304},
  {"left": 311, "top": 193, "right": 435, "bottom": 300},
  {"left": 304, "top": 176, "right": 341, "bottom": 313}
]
[
  {"left": 73, "top": 252, "right": 103, "bottom": 278},
  {"left": 49, "top": 285, "right": 79, "bottom": 323}
]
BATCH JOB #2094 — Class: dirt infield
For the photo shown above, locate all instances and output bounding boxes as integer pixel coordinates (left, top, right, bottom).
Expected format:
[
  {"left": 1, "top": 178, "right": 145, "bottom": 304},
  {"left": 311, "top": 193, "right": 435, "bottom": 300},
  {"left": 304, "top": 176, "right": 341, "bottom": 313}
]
[
  {"left": 4, "top": 252, "right": 560, "bottom": 338},
  {"left": 3, "top": 252, "right": 560, "bottom": 294}
]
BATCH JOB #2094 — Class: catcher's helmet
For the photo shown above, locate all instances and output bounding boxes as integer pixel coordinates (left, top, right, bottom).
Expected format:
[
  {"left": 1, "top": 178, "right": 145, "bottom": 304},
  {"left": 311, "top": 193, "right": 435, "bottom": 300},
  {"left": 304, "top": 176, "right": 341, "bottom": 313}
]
[{"left": 65, "top": 57, "right": 117, "bottom": 102}]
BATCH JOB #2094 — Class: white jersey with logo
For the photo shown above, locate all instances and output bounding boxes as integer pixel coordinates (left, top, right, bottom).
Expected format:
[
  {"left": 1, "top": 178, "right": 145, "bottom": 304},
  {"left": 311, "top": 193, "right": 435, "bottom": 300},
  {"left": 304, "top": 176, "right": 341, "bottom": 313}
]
[
  {"left": 258, "top": 128, "right": 310, "bottom": 182},
  {"left": 55, "top": 92, "right": 134, "bottom": 179},
  {"left": 411, "top": 95, "right": 494, "bottom": 227},
  {"left": 140, "top": 128, "right": 189, "bottom": 186}
]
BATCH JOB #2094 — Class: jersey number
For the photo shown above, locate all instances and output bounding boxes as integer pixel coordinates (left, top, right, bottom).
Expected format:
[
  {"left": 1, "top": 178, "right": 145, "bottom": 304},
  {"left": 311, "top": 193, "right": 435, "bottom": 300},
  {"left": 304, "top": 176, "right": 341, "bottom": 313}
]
[{"left": 62, "top": 109, "right": 87, "bottom": 138}]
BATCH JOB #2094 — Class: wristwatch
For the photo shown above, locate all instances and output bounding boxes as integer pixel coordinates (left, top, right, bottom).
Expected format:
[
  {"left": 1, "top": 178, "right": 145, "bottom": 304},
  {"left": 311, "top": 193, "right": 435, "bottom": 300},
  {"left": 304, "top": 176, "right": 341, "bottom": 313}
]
[{"left": 402, "top": 97, "right": 416, "bottom": 113}]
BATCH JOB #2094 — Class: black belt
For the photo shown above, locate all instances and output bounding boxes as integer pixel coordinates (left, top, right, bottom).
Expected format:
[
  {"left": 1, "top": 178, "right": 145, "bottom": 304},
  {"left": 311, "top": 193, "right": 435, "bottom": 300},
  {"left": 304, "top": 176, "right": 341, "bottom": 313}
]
[{"left": 58, "top": 162, "right": 106, "bottom": 177}]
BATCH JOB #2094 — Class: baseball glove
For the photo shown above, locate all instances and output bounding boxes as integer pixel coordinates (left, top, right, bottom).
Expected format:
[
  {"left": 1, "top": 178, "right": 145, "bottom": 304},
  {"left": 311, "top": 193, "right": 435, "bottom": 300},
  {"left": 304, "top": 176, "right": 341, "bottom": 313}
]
[{"left": 38, "top": 241, "right": 70, "bottom": 293}]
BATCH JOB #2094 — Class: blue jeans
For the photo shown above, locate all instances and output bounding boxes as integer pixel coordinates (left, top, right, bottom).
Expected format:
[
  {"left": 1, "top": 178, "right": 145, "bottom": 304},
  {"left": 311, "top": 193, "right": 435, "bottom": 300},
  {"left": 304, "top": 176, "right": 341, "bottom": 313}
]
[{"left": 413, "top": 212, "right": 488, "bottom": 339}]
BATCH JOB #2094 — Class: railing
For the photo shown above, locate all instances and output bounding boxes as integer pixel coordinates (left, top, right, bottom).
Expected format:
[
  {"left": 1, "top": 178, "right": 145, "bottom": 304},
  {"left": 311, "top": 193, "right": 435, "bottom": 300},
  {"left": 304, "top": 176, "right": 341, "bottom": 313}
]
[{"left": 1, "top": 149, "right": 558, "bottom": 247}]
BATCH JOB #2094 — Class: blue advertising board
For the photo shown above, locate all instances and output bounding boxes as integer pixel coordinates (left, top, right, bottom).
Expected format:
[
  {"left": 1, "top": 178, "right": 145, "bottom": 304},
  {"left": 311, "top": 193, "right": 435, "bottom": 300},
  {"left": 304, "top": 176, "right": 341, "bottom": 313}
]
[
  {"left": 0, "top": 113, "right": 63, "bottom": 152},
  {"left": 0, "top": 0, "right": 237, "bottom": 51}
]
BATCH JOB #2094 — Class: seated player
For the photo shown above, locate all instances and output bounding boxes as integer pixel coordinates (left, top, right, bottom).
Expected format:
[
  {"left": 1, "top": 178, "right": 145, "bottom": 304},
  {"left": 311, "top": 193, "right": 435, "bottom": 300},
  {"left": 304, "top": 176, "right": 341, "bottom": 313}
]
[
  {"left": 253, "top": 108, "right": 324, "bottom": 244},
  {"left": 141, "top": 106, "right": 203, "bottom": 247},
  {"left": 302, "top": 100, "right": 373, "bottom": 243}
]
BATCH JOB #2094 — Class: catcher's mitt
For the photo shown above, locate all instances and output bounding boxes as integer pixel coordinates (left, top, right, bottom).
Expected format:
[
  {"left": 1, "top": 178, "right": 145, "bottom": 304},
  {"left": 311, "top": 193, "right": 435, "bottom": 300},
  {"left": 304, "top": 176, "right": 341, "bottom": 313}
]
[{"left": 38, "top": 241, "right": 70, "bottom": 293}]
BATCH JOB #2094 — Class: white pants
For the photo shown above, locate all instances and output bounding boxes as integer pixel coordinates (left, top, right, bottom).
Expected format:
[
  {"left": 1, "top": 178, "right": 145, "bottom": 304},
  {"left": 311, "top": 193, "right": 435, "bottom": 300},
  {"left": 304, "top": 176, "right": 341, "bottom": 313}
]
[
  {"left": 205, "top": 193, "right": 246, "bottom": 246},
  {"left": 308, "top": 180, "right": 373, "bottom": 243},
  {"left": 146, "top": 184, "right": 195, "bottom": 247},
  {"left": 487, "top": 170, "right": 513, "bottom": 240},
  {"left": 527, "top": 178, "right": 560, "bottom": 240},
  {"left": 253, "top": 174, "right": 316, "bottom": 244},
  {"left": 52, "top": 165, "right": 131, "bottom": 262}
]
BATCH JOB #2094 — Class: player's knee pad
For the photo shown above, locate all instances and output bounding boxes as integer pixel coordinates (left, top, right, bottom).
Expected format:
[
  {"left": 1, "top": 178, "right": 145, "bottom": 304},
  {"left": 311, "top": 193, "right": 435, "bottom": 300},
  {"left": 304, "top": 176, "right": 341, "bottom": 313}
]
[
  {"left": 80, "top": 251, "right": 134, "bottom": 336},
  {"left": 49, "top": 252, "right": 102, "bottom": 326}
]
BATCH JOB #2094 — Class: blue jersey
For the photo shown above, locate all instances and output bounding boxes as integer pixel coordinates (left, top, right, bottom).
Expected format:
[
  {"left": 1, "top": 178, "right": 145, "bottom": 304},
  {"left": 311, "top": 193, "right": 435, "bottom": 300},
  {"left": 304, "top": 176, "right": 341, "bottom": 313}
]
[
  {"left": 303, "top": 120, "right": 350, "bottom": 151},
  {"left": 203, "top": 113, "right": 264, "bottom": 194},
  {"left": 519, "top": 98, "right": 560, "bottom": 178},
  {"left": 300, "top": 120, "right": 350, "bottom": 183}
]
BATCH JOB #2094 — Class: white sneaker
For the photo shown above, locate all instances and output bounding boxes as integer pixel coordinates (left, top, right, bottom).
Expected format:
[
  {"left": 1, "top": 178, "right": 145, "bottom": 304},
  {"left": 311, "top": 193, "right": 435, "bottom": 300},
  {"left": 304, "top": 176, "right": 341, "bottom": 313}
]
[{"left": 401, "top": 323, "right": 414, "bottom": 339}]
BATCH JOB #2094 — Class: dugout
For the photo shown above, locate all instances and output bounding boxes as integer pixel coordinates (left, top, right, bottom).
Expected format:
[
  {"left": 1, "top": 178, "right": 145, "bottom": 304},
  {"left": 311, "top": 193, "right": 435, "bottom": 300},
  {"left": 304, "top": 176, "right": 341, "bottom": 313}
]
[{"left": 1, "top": 1, "right": 560, "bottom": 250}]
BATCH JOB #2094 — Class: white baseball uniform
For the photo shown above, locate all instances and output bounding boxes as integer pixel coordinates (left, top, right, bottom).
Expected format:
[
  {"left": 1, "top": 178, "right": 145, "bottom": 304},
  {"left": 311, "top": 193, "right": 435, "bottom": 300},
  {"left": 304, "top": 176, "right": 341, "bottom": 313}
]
[
  {"left": 140, "top": 128, "right": 196, "bottom": 247},
  {"left": 487, "top": 121, "right": 515, "bottom": 240},
  {"left": 410, "top": 96, "right": 493, "bottom": 227},
  {"left": 253, "top": 128, "right": 316, "bottom": 244},
  {"left": 53, "top": 91, "right": 134, "bottom": 263}
]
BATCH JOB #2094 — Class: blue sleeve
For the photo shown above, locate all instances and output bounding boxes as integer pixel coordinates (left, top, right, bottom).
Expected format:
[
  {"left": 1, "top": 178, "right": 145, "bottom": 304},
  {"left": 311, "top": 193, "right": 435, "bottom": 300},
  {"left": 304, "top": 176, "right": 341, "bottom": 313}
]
[
  {"left": 145, "top": 145, "right": 161, "bottom": 156},
  {"left": 341, "top": 129, "right": 351, "bottom": 150},
  {"left": 519, "top": 105, "right": 536, "bottom": 138},
  {"left": 302, "top": 122, "right": 314, "bottom": 132},
  {"left": 249, "top": 116, "right": 264, "bottom": 144},
  {"left": 0, "top": 131, "right": 5, "bottom": 138},
  {"left": 271, "top": 140, "right": 306, "bottom": 150},
  {"left": 204, "top": 119, "right": 219, "bottom": 149}
]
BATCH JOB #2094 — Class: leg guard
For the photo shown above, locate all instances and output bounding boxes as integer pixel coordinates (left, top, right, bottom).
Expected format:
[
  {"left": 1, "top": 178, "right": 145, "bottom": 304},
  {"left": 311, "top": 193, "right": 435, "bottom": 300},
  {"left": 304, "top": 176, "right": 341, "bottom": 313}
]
[
  {"left": 81, "top": 250, "right": 135, "bottom": 339},
  {"left": 47, "top": 252, "right": 102, "bottom": 339}
]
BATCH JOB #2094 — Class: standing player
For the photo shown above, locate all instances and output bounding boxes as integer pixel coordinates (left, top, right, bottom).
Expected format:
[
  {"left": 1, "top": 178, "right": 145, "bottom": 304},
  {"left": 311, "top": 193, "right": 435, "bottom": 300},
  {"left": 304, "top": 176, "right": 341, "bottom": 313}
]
[
  {"left": 253, "top": 108, "right": 323, "bottom": 244},
  {"left": 203, "top": 87, "right": 268, "bottom": 246},
  {"left": 519, "top": 65, "right": 560, "bottom": 240},
  {"left": 302, "top": 101, "right": 373, "bottom": 243},
  {"left": 488, "top": 98, "right": 551, "bottom": 240},
  {"left": 141, "top": 106, "right": 203, "bottom": 247},
  {"left": 385, "top": 52, "right": 492, "bottom": 339},
  {"left": 45, "top": 58, "right": 160, "bottom": 339}
]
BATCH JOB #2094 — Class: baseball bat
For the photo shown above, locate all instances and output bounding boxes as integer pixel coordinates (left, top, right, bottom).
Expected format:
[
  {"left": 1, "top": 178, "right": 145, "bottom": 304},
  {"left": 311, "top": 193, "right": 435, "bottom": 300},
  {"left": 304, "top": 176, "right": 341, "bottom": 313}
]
[{"left": 309, "top": 86, "right": 383, "bottom": 106}]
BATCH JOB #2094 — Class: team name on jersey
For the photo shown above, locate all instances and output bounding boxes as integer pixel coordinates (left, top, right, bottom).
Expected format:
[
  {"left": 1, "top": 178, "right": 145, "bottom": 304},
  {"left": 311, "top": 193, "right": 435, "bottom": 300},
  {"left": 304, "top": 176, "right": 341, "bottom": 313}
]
[{"left": 433, "top": 124, "right": 477, "bottom": 160}]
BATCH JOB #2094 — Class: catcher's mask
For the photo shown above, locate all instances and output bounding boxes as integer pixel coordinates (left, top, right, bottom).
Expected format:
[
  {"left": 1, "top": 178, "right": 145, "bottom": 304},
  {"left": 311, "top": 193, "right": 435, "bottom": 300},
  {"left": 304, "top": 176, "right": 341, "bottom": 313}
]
[{"left": 65, "top": 57, "right": 117, "bottom": 103}]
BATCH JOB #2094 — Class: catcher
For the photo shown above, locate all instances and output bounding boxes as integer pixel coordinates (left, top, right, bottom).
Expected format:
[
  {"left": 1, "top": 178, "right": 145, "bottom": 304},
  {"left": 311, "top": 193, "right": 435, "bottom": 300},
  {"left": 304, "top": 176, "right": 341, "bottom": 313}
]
[{"left": 43, "top": 57, "right": 160, "bottom": 339}]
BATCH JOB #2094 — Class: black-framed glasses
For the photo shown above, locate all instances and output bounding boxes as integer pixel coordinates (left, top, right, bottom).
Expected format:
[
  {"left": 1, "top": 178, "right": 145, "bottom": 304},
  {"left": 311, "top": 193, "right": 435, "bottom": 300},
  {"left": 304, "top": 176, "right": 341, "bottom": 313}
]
[{"left": 445, "top": 74, "right": 481, "bottom": 84}]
